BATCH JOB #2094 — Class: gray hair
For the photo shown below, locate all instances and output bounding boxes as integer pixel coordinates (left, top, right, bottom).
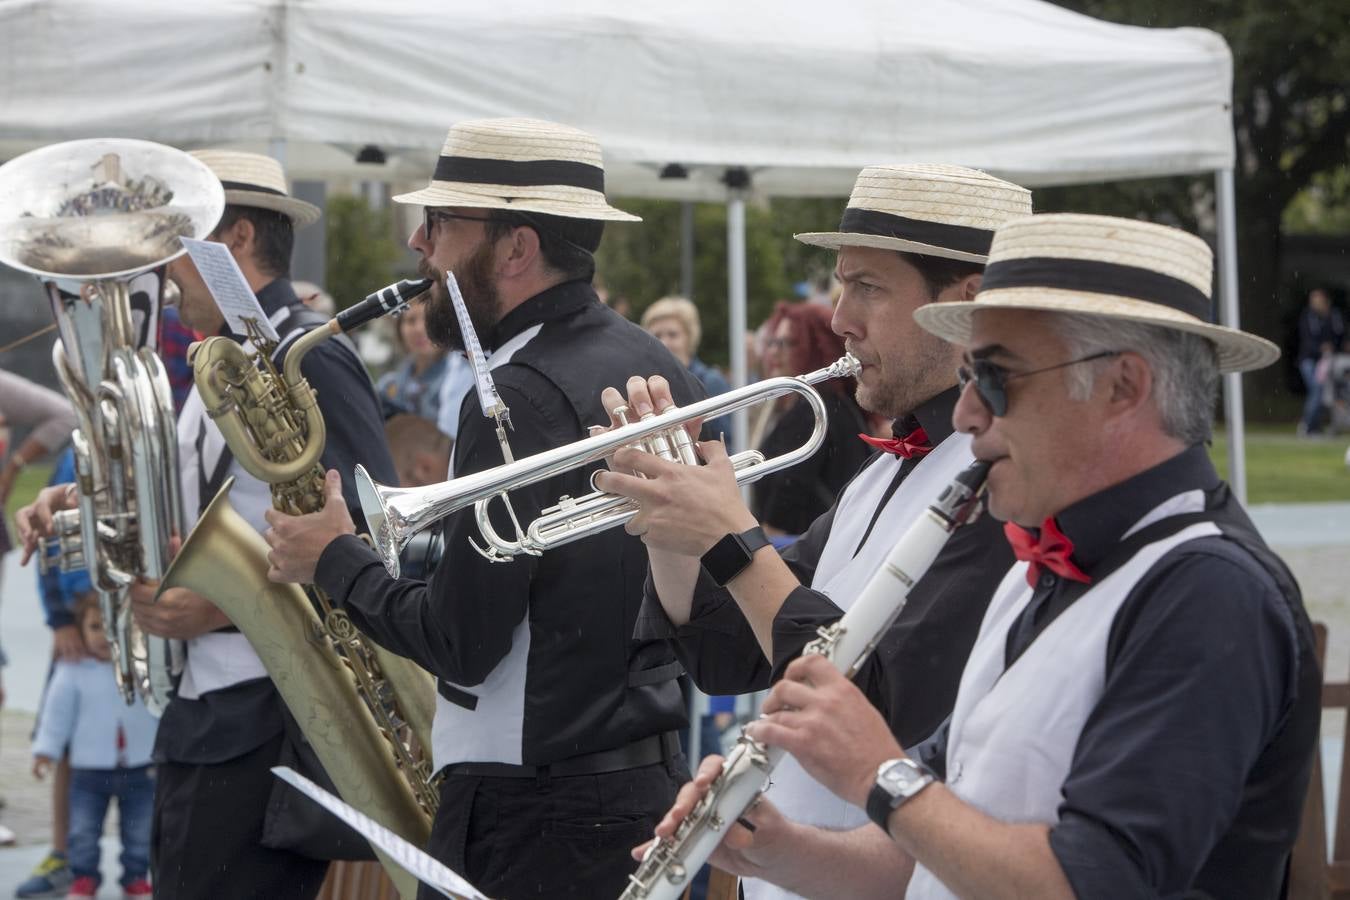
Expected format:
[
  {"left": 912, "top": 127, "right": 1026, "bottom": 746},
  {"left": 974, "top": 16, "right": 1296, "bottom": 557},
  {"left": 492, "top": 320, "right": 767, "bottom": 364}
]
[{"left": 1048, "top": 312, "right": 1220, "bottom": 446}]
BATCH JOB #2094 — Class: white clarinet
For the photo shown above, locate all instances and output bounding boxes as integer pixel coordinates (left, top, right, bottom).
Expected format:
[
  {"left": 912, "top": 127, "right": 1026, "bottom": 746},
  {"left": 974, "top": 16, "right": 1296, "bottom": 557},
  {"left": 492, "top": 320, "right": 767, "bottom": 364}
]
[{"left": 621, "top": 460, "right": 991, "bottom": 900}]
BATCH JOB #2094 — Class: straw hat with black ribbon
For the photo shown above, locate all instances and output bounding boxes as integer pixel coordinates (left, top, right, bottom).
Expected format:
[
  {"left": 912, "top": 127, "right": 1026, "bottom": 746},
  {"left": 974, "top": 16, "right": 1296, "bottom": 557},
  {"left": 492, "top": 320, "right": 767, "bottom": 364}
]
[
  {"left": 393, "top": 118, "right": 638, "bottom": 223},
  {"left": 796, "top": 164, "right": 1033, "bottom": 263},
  {"left": 913, "top": 213, "right": 1279, "bottom": 374},
  {"left": 189, "top": 149, "right": 320, "bottom": 229}
]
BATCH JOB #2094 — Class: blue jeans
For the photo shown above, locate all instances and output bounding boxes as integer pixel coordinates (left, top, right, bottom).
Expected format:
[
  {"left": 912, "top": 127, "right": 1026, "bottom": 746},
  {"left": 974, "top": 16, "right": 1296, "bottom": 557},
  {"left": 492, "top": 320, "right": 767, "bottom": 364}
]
[
  {"left": 1301, "top": 357, "right": 1325, "bottom": 431},
  {"left": 68, "top": 766, "right": 154, "bottom": 886}
]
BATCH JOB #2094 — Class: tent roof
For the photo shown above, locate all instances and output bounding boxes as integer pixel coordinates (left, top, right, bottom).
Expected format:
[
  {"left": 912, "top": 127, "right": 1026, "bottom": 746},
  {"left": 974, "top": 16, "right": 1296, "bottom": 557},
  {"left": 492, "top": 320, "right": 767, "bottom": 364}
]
[{"left": 0, "top": 0, "right": 1233, "bottom": 198}]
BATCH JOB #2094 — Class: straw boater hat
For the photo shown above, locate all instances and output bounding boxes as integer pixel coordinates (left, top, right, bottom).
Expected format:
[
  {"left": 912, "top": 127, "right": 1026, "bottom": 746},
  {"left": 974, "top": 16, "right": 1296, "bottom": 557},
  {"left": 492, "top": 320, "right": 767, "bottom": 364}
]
[
  {"left": 796, "top": 164, "right": 1032, "bottom": 263},
  {"left": 393, "top": 117, "right": 638, "bottom": 222},
  {"left": 189, "top": 149, "right": 320, "bottom": 229},
  {"left": 913, "top": 213, "right": 1280, "bottom": 374}
]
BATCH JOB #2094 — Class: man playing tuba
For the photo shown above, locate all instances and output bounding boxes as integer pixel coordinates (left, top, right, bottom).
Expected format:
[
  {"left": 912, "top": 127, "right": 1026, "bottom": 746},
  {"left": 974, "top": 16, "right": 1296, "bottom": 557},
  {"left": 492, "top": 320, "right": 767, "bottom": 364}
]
[{"left": 18, "top": 150, "right": 398, "bottom": 899}]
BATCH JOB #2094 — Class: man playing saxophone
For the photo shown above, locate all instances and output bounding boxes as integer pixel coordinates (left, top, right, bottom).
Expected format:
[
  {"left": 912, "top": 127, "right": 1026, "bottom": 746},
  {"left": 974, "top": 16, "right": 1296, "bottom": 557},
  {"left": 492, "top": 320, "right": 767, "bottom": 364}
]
[
  {"left": 18, "top": 150, "right": 398, "bottom": 899},
  {"left": 263, "top": 117, "right": 704, "bottom": 900}
]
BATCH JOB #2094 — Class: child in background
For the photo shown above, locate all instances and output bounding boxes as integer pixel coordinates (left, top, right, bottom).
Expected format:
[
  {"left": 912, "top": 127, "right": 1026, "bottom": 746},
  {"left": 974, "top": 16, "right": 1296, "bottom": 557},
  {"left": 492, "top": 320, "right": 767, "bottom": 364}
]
[
  {"left": 17, "top": 449, "right": 89, "bottom": 899},
  {"left": 31, "top": 596, "right": 158, "bottom": 900}
]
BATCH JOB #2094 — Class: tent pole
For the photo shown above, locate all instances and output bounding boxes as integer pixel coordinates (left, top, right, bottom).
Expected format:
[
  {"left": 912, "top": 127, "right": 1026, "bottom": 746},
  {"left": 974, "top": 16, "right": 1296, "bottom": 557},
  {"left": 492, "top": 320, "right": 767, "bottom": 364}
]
[
  {"left": 728, "top": 187, "right": 749, "bottom": 457},
  {"left": 681, "top": 201, "right": 695, "bottom": 300},
  {"left": 1214, "top": 168, "right": 1247, "bottom": 505}
]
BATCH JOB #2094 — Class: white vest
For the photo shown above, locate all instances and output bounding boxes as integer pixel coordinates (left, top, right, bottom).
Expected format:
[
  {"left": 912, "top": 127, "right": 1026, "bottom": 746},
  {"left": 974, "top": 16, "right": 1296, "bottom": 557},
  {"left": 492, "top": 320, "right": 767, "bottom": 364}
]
[
  {"left": 174, "top": 308, "right": 306, "bottom": 699},
  {"left": 429, "top": 324, "right": 544, "bottom": 770},
  {"left": 746, "top": 433, "right": 973, "bottom": 900},
  {"left": 906, "top": 490, "right": 1214, "bottom": 900}
]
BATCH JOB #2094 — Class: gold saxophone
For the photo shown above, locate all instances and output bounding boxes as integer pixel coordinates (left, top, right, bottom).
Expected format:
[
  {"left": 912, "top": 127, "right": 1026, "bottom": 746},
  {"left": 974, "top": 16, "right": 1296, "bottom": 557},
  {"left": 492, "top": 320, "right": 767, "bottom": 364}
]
[{"left": 157, "top": 279, "right": 437, "bottom": 898}]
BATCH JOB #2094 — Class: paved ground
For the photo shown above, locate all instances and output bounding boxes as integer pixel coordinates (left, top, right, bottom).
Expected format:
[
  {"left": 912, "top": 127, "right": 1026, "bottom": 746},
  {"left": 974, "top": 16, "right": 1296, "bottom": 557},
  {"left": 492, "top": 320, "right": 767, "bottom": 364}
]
[{"left": 1, "top": 502, "right": 1348, "bottom": 892}]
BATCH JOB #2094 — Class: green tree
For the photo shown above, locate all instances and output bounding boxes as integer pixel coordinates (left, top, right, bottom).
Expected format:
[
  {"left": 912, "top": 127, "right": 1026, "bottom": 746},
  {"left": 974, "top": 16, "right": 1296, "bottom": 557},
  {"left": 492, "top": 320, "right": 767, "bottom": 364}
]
[
  {"left": 596, "top": 197, "right": 844, "bottom": 368},
  {"left": 324, "top": 194, "right": 402, "bottom": 311},
  {"left": 1046, "top": 0, "right": 1350, "bottom": 417}
]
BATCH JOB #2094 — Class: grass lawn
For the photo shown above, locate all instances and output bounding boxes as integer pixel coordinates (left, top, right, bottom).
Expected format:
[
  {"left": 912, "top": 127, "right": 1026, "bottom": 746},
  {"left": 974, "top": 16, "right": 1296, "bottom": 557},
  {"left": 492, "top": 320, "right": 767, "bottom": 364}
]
[
  {"left": 3, "top": 426, "right": 1346, "bottom": 526},
  {"left": 1210, "top": 426, "right": 1350, "bottom": 504},
  {"left": 5, "top": 462, "right": 55, "bottom": 525}
]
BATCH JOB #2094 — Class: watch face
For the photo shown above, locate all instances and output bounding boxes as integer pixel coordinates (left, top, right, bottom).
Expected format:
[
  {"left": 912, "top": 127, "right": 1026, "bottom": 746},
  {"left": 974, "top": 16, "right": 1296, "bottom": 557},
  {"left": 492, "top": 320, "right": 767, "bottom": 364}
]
[
  {"left": 702, "top": 532, "right": 752, "bottom": 584},
  {"left": 880, "top": 759, "right": 924, "bottom": 793}
]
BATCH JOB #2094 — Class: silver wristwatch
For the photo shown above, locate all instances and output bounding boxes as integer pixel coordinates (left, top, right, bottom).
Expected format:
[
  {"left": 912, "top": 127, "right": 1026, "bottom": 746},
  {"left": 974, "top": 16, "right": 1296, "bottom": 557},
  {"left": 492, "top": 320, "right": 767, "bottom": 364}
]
[{"left": 865, "top": 758, "right": 935, "bottom": 832}]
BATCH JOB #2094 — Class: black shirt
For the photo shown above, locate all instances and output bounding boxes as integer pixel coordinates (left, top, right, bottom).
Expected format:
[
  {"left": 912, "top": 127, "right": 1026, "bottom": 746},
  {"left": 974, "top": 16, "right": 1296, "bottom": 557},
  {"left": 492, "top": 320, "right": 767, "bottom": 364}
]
[
  {"left": 316, "top": 280, "right": 705, "bottom": 767},
  {"left": 915, "top": 446, "right": 1319, "bottom": 899},
  {"left": 156, "top": 277, "right": 398, "bottom": 765},
  {"left": 637, "top": 388, "right": 1014, "bottom": 750},
  {"left": 750, "top": 388, "right": 871, "bottom": 535}
]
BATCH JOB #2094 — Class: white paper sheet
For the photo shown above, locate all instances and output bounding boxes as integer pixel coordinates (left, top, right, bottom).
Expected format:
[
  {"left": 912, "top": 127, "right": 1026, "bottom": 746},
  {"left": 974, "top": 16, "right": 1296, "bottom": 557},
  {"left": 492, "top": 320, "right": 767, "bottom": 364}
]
[
  {"left": 270, "top": 766, "right": 491, "bottom": 900},
  {"left": 180, "top": 238, "right": 278, "bottom": 341}
]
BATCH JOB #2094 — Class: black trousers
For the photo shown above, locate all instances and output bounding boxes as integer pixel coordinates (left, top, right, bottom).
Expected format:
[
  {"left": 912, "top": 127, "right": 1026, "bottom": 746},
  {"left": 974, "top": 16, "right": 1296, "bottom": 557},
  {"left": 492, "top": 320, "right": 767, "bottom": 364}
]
[
  {"left": 151, "top": 733, "right": 330, "bottom": 900},
  {"left": 423, "top": 756, "right": 686, "bottom": 900}
]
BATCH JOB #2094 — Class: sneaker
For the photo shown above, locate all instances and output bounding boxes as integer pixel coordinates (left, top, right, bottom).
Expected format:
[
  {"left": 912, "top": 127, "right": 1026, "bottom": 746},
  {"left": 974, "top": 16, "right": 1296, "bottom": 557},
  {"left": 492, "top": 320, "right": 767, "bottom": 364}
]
[
  {"left": 63, "top": 876, "right": 98, "bottom": 900},
  {"left": 121, "top": 878, "right": 152, "bottom": 899},
  {"left": 15, "top": 851, "right": 73, "bottom": 898}
]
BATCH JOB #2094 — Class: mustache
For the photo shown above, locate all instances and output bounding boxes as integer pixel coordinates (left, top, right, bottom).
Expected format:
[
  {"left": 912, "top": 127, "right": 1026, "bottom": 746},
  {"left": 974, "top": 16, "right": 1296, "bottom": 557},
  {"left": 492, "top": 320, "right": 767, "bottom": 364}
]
[{"left": 416, "top": 259, "right": 449, "bottom": 306}]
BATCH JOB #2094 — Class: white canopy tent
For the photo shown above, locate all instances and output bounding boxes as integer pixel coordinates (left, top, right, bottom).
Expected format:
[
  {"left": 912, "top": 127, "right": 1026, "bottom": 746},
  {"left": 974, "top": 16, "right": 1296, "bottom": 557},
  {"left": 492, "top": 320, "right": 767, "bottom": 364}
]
[{"left": 0, "top": 0, "right": 1250, "bottom": 495}]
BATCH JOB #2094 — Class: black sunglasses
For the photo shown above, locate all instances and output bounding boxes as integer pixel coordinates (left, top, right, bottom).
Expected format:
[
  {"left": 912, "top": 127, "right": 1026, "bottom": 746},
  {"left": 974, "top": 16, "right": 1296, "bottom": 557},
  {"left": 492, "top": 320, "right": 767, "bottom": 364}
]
[
  {"left": 957, "top": 350, "right": 1119, "bottom": 417},
  {"left": 423, "top": 208, "right": 506, "bottom": 241}
]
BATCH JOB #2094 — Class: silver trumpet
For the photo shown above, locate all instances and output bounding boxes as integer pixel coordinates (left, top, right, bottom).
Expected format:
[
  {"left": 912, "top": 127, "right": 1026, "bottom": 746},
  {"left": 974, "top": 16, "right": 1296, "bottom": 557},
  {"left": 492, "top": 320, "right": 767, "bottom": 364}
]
[
  {"left": 0, "top": 139, "right": 223, "bottom": 713},
  {"left": 357, "top": 354, "right": 861, "bottom": 577}
]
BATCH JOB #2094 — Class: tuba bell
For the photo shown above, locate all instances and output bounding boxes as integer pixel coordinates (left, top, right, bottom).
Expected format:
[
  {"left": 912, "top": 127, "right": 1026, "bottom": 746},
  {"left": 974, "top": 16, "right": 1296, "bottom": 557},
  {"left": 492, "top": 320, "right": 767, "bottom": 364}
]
[{"left": 0, "top": 138, "right": 224, "bottom": 713}]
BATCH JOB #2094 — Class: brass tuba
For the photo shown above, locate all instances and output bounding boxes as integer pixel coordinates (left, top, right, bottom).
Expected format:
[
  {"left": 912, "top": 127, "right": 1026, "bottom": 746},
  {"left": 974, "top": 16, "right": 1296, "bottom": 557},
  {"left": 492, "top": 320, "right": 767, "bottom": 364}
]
[
  {"left": 0, "top": 139, "right": 224, "bottom": 713},
  {"left": 160, "top": 278, "right": 438, "bottom": 895}
]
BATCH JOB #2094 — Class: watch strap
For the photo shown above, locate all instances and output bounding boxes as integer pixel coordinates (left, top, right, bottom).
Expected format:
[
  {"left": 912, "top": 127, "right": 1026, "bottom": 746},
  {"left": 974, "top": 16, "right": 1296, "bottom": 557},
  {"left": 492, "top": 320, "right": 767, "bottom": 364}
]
[
  {"left": 866, "top": 759, "right": 934, "bottom": 833},
  {"left": 701, "top": 526, "right": 770, "bottom": 586}
]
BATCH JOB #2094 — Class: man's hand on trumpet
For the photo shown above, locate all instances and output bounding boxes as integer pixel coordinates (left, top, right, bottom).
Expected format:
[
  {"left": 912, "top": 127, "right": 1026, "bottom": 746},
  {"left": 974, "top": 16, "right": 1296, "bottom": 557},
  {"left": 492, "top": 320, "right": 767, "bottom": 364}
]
[
  {"left": 592, "top": 374, "right": 758, "bottom": 558},
  {"left": 13, "top": 482, "right": 78, "bottom": 565},
  {"left": 263, "top": 469, "right": 355, "bottom": 584}
]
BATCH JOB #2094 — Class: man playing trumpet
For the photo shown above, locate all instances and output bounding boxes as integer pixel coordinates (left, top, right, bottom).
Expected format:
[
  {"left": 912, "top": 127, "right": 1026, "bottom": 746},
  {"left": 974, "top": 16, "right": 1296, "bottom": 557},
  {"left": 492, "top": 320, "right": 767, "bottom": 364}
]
[
  {"left": 263, "top": 118, "right": 706, "bottom": 899},
  {"left": 593, "top": 165, "right": 1030, "bottom": 899}
]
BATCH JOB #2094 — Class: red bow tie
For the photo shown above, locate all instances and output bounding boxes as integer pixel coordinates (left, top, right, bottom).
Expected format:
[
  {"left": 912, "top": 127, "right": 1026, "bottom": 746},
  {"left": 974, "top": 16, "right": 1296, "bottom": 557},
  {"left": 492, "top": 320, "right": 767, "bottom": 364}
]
[
  {"left": 859, "top": 425, "right": 931, "bottom": 459},
  {"left": 1003, "top": 518, "right": 1092, "bottom": 587}
]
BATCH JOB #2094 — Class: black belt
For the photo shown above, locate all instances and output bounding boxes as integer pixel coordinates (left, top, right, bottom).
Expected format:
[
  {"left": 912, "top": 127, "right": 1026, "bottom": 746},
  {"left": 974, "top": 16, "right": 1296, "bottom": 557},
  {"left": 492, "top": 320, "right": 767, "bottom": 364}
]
[{"left": 441, "top": 732, "right": 680, "bottom": 779}]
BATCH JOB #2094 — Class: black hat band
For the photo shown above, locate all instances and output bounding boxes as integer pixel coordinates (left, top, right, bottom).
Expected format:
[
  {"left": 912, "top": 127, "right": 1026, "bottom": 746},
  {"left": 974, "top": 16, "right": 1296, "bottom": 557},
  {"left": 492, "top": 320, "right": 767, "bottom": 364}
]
[
  {"left": 219, "top": 180, "right": 286, "bottom": 197},
  {"left": 980, "top": 257, "right": 1212, "bottom": 321},
  {"left": 433, "top": 155, "right": 605, "bottom": 193},
  {"left": 837, "top": 207, "right": 994, "bottom": 257}
]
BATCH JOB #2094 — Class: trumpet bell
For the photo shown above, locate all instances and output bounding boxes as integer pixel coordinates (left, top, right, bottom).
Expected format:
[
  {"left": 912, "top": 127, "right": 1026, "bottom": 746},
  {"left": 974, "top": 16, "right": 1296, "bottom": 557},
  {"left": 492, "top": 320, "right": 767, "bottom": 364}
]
[{"left": 0, "top": 138, "right": 223, "bottom": 281}]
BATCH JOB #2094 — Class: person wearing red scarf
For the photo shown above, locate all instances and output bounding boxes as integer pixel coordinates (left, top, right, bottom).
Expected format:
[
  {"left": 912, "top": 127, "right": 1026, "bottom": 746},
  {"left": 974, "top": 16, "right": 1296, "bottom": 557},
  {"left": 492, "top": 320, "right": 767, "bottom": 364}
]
[
  {"left": 717, "top": 214, "right": 1318, "bottom": 900},
  {"left": 594, "top": 165, "right": 1032, "bottom": 900}
]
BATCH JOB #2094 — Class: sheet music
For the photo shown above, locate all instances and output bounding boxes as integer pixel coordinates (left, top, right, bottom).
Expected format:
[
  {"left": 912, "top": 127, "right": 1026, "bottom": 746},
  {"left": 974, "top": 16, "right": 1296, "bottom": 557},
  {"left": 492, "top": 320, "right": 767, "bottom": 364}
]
[
  {"left": 270, "top": 766, "right": 490, "bottom": 900},
  {"left": 446, "top": 271, "right": 505, "bottom": 420},
  {"left": 180, "top": 238, "right": 279, "bottom": 341}
]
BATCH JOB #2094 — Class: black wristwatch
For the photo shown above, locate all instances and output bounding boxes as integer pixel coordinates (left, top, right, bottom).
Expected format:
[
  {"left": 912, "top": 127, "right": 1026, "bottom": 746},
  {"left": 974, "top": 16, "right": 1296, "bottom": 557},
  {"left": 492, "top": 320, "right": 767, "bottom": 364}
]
[
  {"left": 700, "top": 526, "right": 770, "bottom": 586},
  {"left": 866, "top": 758, "right": 935, "bottom": 834}
]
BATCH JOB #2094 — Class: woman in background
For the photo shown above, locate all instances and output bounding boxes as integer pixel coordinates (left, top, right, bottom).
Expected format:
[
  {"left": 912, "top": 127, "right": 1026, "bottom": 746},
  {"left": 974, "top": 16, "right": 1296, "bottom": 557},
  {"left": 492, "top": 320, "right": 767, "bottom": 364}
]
[
  {"left": 641, "top": 295, "right": 735, "bottom": 445},
  {"left": 748, "top": 302, "right": 869, "bottom": 540},
  {"left": 376, "top": 299, "right": 447, "bottom": 422}
]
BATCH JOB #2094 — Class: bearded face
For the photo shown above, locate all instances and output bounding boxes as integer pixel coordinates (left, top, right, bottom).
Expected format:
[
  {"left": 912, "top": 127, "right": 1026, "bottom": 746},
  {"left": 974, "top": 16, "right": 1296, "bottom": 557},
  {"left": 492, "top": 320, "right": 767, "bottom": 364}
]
[{"left": 421, "top": 236, "right": 503, "bottom": 351}]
